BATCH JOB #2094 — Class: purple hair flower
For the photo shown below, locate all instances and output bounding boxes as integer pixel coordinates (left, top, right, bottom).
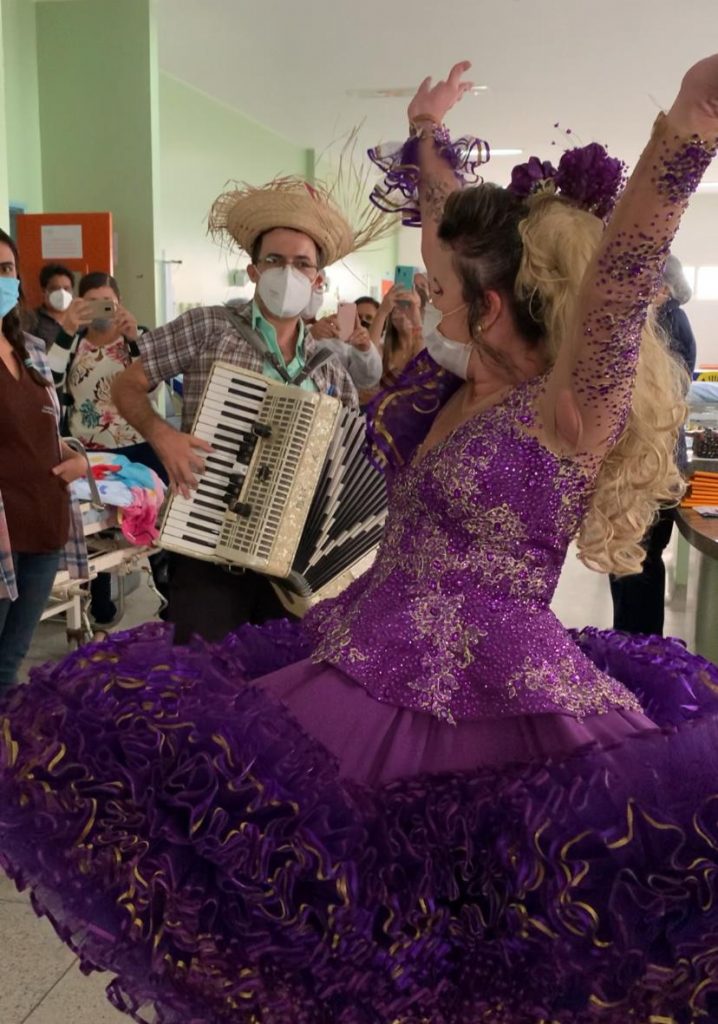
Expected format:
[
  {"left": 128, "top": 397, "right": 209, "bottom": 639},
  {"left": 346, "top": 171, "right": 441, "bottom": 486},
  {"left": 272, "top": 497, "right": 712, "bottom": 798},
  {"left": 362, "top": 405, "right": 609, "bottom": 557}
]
[
  {"left": 555, "top": 143, "right": 627, "bottom": 219},
  {"left": 507, "top": 156, "right": 557, "bottom": 198}
]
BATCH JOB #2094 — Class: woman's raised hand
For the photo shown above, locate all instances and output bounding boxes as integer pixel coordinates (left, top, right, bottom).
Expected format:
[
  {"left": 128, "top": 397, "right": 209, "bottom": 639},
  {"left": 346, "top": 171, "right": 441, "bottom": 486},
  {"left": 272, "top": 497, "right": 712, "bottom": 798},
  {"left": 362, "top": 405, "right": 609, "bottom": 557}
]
[
  {"left": 669, "top": 53, "right": 718, "bottom": 136},
  {"left": 407, "top": 61, "right": 474, "bottom": 126}
]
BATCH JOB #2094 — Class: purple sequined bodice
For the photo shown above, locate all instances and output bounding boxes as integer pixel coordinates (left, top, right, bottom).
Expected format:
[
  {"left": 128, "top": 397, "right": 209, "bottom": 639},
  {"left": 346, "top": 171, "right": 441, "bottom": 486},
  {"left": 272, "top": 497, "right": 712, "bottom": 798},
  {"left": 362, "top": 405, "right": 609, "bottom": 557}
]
[{"left": 305, "top": 375, "right": 641, "bottom": 723}]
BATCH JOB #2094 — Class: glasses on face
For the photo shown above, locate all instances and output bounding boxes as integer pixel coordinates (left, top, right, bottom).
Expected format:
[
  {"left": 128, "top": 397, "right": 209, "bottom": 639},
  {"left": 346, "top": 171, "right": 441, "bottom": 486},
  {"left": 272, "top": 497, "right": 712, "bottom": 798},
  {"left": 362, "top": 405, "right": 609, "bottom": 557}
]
[{"left": 256, "top": 255, "right": 318, "bottom": 278}]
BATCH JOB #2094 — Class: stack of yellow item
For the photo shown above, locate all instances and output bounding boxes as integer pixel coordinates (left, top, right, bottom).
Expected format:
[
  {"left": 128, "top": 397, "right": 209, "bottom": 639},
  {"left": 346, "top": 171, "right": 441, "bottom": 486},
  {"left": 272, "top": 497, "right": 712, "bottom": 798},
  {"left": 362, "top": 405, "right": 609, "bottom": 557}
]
[{"left": 682, "top": 471, "right": 718, "bottom": 508}]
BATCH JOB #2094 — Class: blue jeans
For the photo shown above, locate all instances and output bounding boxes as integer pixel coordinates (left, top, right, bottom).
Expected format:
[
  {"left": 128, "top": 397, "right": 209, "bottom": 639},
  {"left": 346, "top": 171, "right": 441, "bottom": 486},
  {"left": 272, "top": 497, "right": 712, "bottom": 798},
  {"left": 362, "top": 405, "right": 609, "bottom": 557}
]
[{"left": 0, "top": 551, "right": 61, "bottom": 691}]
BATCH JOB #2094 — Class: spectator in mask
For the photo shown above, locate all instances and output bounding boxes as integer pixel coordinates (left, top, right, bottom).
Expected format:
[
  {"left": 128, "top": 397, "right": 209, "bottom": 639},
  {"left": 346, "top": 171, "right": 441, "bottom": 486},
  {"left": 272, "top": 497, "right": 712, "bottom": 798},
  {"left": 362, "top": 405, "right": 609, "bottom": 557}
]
[
  {"left": 33, "top": 263, "right": 75, "bottom": 349},
  {"left": 111, "top": 177, "right": 369, "bottom": 644},
  {"left": 358, "top": 284, "right": 426, "bottom": 405},
  {"left": 49, "top": 271, "right": 167, "bottom": 627},
  {"left": 0, "top": 231, "right": 88, "bottom": 690}
]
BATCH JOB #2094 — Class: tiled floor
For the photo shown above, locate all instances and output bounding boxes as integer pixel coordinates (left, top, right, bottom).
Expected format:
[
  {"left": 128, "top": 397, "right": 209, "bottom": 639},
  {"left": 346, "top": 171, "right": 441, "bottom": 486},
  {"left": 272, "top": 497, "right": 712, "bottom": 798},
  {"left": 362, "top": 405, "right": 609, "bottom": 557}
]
[{"left": 0, "top": 534, "right": 702, "bottom": 1023}]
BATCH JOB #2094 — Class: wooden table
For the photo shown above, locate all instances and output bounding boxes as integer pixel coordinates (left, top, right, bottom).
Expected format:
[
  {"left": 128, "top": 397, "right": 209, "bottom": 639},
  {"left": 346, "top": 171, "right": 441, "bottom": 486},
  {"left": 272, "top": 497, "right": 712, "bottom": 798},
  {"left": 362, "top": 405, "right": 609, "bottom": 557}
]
[{"left": 675, "top": 507, "right": 718, "bottom": 664}]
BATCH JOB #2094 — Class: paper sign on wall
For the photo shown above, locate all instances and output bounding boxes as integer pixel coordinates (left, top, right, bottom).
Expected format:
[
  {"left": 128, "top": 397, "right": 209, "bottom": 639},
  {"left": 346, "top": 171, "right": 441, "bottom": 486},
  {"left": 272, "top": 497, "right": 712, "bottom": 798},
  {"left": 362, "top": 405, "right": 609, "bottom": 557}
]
[{"left": 41, "top": 224, "right": 83, "bottom": 259}]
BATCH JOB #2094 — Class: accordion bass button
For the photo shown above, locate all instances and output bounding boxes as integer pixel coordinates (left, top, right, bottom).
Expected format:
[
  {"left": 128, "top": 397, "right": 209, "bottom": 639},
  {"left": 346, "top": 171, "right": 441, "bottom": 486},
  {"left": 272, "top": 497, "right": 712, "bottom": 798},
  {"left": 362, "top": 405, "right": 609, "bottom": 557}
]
[{"left": 231, "top": 501, "right": 253, "bottom": 518}]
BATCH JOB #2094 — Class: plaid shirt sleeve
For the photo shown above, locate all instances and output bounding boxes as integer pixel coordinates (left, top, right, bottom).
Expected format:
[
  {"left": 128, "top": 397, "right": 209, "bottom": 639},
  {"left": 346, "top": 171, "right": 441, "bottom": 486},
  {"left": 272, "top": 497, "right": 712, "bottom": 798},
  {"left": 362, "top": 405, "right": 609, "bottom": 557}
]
[
  {"left": 0, "top": 496, "right": 16, "bottom": 601},
  {"left": 305, "top": 337, "right": 359, "bottom": 411},
  {"left": 138, "top": 307, "right": 225, "bottom": 390},
  {"left": 27, "top": 337, "right": 88, "bottom": 585},
  {"left": 333, "top": 360, "right": 360, "bottom": 410}
]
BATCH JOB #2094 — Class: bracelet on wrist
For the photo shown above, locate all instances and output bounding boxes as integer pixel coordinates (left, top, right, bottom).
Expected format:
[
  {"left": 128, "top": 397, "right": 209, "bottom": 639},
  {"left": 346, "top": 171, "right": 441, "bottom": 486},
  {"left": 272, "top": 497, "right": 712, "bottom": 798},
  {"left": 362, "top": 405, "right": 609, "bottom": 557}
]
[{"left": 409, "top": 115, "right": 442, "bottom": 137}]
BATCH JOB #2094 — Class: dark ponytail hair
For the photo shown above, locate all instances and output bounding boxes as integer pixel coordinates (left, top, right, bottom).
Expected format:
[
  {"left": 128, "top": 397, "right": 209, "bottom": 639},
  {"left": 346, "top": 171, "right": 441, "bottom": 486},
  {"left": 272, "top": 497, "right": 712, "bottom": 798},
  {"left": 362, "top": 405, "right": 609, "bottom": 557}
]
[
  {"left": 437, "top": 184, "right": 544, "bottom": 377},
  {"left": 0, "top": 229, "right": 50, "bottom": 387},
  {"left": 78, "top": 271, "right": 121, "bottom": 300}
]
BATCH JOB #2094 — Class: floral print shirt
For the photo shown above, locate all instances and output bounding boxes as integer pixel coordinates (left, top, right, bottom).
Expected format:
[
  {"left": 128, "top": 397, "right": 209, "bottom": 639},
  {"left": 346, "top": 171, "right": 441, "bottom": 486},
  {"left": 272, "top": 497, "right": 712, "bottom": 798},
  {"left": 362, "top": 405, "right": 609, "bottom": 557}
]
[{"left": 66, "top": 338, "right": 145, "bottom": 450}]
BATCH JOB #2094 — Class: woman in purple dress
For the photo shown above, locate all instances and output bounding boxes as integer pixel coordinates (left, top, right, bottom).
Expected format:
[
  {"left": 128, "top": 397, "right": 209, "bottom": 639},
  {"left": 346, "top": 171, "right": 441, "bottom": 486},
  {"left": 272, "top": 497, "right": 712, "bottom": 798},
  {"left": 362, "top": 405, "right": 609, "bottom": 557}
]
[{"left": 2, "top": 57, "right": 718, "bottom": 1024}]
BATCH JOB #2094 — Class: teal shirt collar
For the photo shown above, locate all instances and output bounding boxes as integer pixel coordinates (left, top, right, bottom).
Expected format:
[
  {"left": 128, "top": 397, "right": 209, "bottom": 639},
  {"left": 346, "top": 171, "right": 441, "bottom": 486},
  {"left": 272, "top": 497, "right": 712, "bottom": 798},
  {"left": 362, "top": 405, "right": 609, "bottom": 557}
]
[{"left": 251, "top": 301, "right": 306, "bottom": 368}]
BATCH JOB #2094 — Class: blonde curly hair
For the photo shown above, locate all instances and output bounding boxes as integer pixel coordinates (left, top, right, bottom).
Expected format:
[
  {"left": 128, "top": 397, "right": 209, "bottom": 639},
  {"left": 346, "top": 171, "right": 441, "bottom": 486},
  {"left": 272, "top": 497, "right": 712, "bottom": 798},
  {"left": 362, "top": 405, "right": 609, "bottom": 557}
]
[
  {"left": 439, "top": 185, "right": 687, "bottom": 576},
  {"left": 516, "top": 196, "right": 687, "bottom": 575}
]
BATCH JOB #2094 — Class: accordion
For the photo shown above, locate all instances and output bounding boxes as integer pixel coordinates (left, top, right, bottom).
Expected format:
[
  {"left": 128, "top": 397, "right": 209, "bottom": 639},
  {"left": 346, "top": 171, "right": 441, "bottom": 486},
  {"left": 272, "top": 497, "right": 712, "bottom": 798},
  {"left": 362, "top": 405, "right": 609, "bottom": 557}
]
[{"left": 159, "top": 362, "right": 387, "bottom": 614}]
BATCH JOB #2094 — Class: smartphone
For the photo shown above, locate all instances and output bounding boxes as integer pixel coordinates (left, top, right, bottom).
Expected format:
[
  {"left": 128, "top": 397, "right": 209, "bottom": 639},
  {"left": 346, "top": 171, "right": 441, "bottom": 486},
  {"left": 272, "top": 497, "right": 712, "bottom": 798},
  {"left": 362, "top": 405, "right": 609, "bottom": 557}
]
[
  {"left": 336, "top": 301, "right": 356, "bottom": 341},
  {"left": 84, "top": 298, "right": 116, "bottom": 319},
  {"left": 394, "top": 265, "right": 416, "bottom": 307},
  {"left": 394, "top": 265, "right": 416, "bottom": 292}
]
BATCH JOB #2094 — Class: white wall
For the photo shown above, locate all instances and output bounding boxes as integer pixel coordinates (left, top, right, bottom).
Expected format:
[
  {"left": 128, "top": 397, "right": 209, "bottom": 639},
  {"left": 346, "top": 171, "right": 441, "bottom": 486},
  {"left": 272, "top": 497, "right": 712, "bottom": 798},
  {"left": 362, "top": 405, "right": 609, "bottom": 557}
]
[{"left": 673, "top": 193, "right": 718, "bottom": 367}]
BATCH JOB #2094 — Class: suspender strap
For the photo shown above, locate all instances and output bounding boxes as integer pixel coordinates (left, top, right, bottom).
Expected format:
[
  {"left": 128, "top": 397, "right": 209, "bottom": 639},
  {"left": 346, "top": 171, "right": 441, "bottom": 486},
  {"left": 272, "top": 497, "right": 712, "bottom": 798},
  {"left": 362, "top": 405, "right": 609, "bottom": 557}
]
[{"left": 221, "top": 306, "right": 333, "bottom": 385}]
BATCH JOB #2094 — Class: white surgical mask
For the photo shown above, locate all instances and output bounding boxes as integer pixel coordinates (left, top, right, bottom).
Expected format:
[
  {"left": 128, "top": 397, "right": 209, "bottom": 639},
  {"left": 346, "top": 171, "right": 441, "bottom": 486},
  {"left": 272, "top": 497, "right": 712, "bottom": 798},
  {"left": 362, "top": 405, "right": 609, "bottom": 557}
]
[
  {"left": 257, "top": 266, "right": 313, "bottom": 319},
  {"left": 422, "top": 302, "right": 471, "bottom": 379},
  {"left": 302, "top": 289, "right": 325, "bottom": 320},
  {"left": 47, "top": 288, "right": 73, "bottom": 312}
]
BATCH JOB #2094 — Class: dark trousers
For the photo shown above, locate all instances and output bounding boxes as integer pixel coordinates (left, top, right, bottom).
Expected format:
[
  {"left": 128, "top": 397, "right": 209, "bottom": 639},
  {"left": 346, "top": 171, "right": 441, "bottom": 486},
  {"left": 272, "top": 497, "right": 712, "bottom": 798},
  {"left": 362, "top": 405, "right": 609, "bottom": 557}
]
[
  {"left": 166, "top": 552, "right": 292, "bottom": 644},
  {"left": 0, "top": 551, "right": 61, "bottom": 690},
  {"left": 609, "top": 507, "right": 675, "bottom": 636}
]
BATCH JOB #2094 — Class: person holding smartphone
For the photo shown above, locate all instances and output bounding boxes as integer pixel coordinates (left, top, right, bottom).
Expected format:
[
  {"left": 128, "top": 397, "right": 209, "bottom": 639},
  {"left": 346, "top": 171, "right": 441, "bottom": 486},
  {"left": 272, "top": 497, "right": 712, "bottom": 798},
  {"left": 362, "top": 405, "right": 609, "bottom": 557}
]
[
  {"left": 48, "top": 272, "right": 147, "bottom": 449},
  {"left": 307, "top": 294, "right": 383, "bottom": 390},
  {"left": 48, "top": 272, "right": 168, "bottom": 625},
  {"left": 358, "top": 282, "right": 426, "bottom": 403}
]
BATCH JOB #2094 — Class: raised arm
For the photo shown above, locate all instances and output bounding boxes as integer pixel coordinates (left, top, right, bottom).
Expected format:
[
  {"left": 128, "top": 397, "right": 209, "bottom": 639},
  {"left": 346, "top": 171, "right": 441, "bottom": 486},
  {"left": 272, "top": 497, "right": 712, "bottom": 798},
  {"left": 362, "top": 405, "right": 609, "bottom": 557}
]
[
  {"left": 407, "top": 62, "right": 475, "bottom": 267},
  {"left": 542, "top": 55, "right": 718, "bottom": 460}
]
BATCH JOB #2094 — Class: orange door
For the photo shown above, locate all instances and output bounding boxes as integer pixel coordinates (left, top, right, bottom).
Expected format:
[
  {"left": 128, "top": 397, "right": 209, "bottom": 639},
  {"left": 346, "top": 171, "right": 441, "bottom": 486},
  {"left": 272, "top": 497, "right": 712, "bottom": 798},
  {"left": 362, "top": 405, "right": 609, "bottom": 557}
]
[{"left": 16, "top": 211, "right": 113, "bottom": 309}]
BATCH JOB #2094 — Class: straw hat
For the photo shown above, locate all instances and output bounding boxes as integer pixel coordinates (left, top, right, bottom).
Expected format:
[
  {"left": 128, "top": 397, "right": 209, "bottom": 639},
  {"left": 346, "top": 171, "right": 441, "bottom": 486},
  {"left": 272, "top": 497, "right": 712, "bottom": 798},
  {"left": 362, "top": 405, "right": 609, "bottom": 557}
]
[
  {"left": 209, "top": 177, "right": 358, "bottom": 266},
  {"left": 209, "top": 157, "right": 394, "bottom": 267}
]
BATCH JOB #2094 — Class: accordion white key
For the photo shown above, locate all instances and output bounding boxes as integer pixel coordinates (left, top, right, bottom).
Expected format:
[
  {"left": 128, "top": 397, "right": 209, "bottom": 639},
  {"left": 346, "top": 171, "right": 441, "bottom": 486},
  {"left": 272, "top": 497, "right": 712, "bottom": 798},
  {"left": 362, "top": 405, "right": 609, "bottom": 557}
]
[{"left": 159, "top": 362, "right": 387, "bottom": 614}]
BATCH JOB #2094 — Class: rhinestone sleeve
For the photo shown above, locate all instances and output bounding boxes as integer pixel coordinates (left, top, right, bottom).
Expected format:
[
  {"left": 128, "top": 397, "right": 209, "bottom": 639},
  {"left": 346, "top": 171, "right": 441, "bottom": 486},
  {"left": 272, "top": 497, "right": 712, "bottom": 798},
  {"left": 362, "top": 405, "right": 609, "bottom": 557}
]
[{"left": 553, "top": 113, "right": 717, "bottom": 460}]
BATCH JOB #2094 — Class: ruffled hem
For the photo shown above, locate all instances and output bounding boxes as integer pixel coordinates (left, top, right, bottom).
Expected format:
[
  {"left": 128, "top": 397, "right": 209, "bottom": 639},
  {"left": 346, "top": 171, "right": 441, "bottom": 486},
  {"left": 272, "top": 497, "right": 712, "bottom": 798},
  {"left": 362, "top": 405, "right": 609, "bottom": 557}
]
[{"left": 2, "top": 622, "right": 718, "bottom": 1022}]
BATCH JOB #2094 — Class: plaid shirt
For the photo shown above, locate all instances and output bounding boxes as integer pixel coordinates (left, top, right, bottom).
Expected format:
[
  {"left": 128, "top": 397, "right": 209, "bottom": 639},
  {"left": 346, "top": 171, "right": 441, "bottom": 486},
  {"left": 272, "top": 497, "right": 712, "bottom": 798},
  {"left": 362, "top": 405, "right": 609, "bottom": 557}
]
[
  {"left": 0, "top": 336, "right": 88, "bottom": 601},
  {"left": 138, "top": 303, "right": 358, "bottom": 432}
]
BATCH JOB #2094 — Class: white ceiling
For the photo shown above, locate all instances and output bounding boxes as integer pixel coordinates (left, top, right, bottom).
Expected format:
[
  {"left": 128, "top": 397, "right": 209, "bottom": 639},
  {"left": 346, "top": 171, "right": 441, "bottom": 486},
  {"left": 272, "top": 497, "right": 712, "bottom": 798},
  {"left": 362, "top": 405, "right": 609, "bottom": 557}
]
[{"left": 157, "top": 0, "right": 718, "bottom": 183}]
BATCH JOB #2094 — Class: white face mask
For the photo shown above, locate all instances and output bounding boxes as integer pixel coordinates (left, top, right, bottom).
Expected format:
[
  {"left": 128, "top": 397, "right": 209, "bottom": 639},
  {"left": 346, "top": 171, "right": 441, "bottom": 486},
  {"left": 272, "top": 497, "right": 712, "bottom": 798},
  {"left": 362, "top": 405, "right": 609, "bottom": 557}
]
[
  {"left": 256, "top": 266, "right": 313, "bottom": 319},
  {"left": 422, "top": 302, "right": 471, "bottom": 379},
  {"left": 302, "top": 289, "right": 324, "bottom": 320},
  {"left": 47, "top": 288, "right": 73, "bottom": 312}
]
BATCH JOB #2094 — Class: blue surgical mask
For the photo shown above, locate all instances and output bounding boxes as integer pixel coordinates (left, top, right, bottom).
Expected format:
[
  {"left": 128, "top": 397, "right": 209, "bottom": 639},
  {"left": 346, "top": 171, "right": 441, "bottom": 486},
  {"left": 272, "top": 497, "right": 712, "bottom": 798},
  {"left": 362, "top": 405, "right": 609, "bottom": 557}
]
[{"left": 0, "top": 277, "right": 20, "bottom": 319}]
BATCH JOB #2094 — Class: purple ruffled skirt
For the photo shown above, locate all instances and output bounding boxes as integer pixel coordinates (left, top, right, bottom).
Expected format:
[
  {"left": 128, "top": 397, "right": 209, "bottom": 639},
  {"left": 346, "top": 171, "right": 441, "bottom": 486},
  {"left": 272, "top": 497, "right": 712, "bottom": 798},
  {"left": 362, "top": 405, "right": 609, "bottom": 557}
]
[{"left": 2, "top": 619, "right": 718, "bottom": 1023}]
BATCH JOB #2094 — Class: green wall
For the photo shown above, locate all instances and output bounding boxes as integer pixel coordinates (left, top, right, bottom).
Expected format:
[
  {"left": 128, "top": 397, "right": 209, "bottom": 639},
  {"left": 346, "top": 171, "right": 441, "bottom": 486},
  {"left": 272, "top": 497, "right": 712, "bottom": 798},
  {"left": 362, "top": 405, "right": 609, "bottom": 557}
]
[
  {"left": 158, "top": 71, "right": 398, "bottom": 314},
  {"left": 157, "top": 71, "right": 312, "bottom": 313},
  {"left": 0, "top": 3, "right": 396, "bottom": 318},
  {"left": 35, "top": 0, "right": 158, "bottom": 324},
  {"left": 0, "top": 5, "right": 9, "bottom": 229},
  {"left": 1, "top": 0, "right": 42, "bottom": 214}
]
